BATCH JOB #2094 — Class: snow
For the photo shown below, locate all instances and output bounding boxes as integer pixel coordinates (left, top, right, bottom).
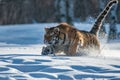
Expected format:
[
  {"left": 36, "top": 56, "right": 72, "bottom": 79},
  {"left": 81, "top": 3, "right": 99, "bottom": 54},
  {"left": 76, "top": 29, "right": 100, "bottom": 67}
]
[{"left": 0, "top": 23, "right": 120, "bottom": 80}]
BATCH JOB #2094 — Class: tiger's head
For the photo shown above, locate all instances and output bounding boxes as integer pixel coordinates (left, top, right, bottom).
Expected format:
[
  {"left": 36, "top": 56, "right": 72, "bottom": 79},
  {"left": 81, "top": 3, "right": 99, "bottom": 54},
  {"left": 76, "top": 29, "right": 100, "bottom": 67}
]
[
  {"left": 44, "top": 26, "right": 66, "bottom": 45},
  {"left": 44, "top": 27, "right": 60, "bottom": 45}
]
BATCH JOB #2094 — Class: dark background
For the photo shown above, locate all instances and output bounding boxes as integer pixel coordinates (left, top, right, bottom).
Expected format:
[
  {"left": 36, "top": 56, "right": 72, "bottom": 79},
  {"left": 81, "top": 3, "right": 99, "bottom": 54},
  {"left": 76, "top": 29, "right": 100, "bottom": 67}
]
[{"left": 0, "top": 0, "right": 119, "bottom": 25}]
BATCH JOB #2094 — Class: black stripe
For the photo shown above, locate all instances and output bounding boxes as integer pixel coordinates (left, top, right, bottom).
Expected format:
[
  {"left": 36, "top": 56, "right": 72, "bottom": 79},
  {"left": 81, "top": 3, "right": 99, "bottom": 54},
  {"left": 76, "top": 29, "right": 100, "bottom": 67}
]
[
  {"left": 54, "top": 31, "right": 60, "bottom": 44},
  {"left": 60, "top": 32, "right": 66, "bottom": 44},
  {"left": 62, "top": 33, "right": 66, "bottom": 44}
]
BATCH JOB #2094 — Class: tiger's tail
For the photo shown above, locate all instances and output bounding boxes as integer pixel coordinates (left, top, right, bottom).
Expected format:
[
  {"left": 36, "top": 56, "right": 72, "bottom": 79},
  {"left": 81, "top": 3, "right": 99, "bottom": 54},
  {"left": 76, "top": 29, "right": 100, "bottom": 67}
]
[{"left": 90, "top": 0, "right": 118, "bottom": 35}]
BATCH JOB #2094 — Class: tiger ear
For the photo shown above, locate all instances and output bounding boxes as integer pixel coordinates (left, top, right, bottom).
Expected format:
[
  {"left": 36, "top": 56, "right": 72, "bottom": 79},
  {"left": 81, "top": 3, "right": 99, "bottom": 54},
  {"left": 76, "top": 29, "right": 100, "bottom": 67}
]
[{"left": 45, "top": 28, "right": 49, "bottom": 32}]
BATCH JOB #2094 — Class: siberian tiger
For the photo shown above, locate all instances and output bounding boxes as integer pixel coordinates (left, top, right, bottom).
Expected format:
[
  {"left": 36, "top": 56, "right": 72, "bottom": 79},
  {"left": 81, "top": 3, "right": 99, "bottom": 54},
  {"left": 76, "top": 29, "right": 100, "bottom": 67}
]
[{"left": 43, "top": 0, "right": 118, "bottom": 56}]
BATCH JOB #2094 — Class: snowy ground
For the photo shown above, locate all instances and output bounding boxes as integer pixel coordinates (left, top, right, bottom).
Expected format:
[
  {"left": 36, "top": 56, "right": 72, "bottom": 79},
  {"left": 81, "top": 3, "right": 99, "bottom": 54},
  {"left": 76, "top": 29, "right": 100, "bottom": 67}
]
[{"left": 0, "top": 23, "right": 120, "bottom": 80}]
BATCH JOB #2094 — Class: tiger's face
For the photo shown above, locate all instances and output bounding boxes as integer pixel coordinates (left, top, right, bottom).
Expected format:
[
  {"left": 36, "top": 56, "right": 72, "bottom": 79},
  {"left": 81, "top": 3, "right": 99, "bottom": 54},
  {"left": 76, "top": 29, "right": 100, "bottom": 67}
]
[
  {"left": 44, "top": 27, "right": 60, "bottom": 45},
  {"left": 44, "top": 27, "right": 66, "bottom": 45}
]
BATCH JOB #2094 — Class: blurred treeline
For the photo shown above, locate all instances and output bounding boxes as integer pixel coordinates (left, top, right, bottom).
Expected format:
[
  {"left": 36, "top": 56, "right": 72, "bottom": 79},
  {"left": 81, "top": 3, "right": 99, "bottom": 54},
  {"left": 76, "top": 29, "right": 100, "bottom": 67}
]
[{"left": 0, "top": 0, "right": 119, "bottom": 25}]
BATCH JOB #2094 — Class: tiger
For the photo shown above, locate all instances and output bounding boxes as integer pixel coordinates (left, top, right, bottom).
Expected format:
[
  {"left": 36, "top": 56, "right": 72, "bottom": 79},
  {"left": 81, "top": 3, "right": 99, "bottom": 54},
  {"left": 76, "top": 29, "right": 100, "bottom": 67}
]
[
  {"left": 43, "top": 0, "right": 118, "bottom": 56},
  {"left": 44, "top": 23, "right": 100, "bottom": 56}
]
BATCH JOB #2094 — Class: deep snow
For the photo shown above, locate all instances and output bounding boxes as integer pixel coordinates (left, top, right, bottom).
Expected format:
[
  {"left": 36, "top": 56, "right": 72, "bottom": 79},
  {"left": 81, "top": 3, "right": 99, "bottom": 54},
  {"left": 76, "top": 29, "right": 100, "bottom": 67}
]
[{"left": 0, "top": 23, "right": 120, "bottom": 80}]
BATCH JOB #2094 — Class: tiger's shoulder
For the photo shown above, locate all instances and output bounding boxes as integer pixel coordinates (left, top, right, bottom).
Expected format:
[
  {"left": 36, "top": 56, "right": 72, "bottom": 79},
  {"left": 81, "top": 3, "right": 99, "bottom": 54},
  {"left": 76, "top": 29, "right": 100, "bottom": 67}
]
[{"left": 56, "top": 22, "right": 76, "bottom": 31}]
